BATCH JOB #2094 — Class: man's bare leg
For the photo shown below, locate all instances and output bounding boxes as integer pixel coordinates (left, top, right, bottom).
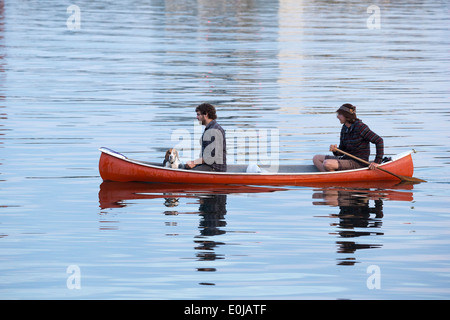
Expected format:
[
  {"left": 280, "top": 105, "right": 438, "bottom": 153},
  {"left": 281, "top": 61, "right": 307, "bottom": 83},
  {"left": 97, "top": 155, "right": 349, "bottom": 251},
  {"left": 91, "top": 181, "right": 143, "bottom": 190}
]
[
  {"left": 313, "top": 155, "right": 339, "bottom": 172},
  {"left": 313, "top": 155, "right": 326, "bottom": 172}
]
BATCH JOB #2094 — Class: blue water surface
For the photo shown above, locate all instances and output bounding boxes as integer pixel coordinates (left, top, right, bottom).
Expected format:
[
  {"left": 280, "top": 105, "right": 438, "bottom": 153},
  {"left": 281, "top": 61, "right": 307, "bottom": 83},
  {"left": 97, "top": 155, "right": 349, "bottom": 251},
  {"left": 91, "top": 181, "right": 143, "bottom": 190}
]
[{"left": 0, "top": 0, "right": 449, "bottom": 299}]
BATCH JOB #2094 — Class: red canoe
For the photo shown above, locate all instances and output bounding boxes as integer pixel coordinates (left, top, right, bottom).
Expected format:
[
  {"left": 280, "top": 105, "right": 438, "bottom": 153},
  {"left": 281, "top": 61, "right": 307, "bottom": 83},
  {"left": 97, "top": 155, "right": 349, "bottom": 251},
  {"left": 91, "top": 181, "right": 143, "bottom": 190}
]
[{"left": 98, "top": 147, "right": 415, "bottom": 185}]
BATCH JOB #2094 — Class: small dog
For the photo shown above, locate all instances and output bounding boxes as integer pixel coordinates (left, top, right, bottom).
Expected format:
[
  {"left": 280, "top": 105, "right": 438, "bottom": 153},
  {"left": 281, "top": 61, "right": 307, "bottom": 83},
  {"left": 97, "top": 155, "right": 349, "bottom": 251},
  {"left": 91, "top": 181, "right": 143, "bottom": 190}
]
[{"left": 163, "top": 148, "right": 181, "bottom": 169}]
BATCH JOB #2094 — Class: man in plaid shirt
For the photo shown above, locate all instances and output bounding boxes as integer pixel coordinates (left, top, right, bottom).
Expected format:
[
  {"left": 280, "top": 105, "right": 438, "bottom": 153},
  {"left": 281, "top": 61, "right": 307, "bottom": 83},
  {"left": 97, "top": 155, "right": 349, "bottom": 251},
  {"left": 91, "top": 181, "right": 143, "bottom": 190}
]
[{"left": 313, "top": 104, "right": 384, "bottom": 172}]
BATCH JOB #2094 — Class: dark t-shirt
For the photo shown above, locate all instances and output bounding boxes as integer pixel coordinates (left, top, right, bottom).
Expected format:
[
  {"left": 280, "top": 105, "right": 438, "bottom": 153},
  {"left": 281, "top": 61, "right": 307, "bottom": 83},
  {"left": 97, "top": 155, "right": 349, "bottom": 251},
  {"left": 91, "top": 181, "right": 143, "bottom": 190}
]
[{"left": 201, "top": 120, "right": 227, "bottom": 172}]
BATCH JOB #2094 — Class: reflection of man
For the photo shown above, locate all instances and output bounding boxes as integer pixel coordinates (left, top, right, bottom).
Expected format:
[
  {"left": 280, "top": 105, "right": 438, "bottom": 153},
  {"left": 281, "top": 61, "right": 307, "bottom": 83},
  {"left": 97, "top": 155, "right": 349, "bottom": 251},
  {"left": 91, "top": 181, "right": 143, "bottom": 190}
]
[
  {"left": 185, "top": 103, "right": 227, "bottom": 172},
  {"left": 195, "top": 194, "right": 228, "bottom": 267},
  {"left": 313, "top": 188, "right": 384, "bottom": 220},
  {"left": 312, "top": 188, "right": 384, "bottom": 264},
  {"left": 198, "top": 194, "right": 227, "bottom": 237}
]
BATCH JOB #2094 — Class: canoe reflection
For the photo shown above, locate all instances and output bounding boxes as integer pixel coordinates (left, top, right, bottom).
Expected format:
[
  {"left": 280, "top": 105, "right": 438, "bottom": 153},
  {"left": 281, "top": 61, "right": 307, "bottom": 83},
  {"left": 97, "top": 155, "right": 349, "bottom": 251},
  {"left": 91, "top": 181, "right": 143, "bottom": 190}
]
[
  {"left": 98, "top": 181, "right": 285, "bottom": 210},
  {"left": 98, "top": 181, "right": 284, "bottom": 238},
  {"left": 312, "top": 182, "right": 414, "bottom": 265},
  {"left": 98, "top": 181, "right": 285, "bottom": 284},
  {"left": 98, "top": 181, "right": 414, "bottom": 268}
]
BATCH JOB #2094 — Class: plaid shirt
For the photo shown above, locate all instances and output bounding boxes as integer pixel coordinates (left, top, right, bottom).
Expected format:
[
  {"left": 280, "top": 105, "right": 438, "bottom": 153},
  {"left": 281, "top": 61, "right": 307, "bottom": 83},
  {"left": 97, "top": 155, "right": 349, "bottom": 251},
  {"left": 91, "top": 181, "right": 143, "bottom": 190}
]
[
  {"left": 334, "top": 119, "right": 384, "bottom": 164},
  {"left": 201, "top": 120, "right": 227, "bottom": 172}
]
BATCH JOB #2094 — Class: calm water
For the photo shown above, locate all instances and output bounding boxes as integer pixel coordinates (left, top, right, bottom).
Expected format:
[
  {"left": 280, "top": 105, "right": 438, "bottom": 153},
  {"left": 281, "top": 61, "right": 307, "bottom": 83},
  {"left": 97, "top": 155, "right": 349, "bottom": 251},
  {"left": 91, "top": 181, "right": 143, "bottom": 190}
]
[{"left": 1, "top": 0, "right": 449, "bottom": 300}]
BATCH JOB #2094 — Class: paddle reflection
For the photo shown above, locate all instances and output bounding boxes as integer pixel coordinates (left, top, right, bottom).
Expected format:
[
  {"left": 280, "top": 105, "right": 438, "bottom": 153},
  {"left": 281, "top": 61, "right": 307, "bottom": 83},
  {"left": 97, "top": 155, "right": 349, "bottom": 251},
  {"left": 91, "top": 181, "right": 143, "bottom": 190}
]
[{"left": 312, "top": 183, "right": 413, "bottom": 266}]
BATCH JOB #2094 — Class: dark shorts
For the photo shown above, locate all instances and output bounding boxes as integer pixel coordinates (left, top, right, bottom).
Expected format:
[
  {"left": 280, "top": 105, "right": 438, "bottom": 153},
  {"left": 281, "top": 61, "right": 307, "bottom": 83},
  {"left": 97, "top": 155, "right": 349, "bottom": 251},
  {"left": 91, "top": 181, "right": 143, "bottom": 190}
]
[{"left": 324, "top": 155, "right": 365, "bottom": 171}]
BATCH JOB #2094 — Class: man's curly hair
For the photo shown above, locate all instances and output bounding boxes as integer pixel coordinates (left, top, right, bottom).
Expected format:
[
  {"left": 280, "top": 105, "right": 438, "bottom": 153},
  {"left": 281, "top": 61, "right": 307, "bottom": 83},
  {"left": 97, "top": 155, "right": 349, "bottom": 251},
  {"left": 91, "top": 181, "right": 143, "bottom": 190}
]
[{"left": 196, "top": 103, "right": 217, "bottom": 120}]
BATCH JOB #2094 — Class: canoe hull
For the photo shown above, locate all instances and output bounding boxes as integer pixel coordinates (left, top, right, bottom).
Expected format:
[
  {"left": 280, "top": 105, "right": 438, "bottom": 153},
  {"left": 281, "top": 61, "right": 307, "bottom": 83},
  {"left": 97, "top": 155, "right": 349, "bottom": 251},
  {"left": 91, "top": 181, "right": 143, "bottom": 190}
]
[{"left": 98, "top": 148, "right": 415, "bottom": 186}]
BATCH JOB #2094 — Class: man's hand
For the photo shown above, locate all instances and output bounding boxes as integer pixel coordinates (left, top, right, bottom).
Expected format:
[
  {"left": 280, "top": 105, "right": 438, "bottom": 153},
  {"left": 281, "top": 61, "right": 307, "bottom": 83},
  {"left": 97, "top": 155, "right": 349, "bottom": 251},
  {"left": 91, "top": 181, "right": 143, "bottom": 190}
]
[
  {"left": 185, "top": 158, "right": 203, "bottom": 169},
  {"left": 185, "top": 161, "right": 195, "bottom": 169},
  {"left": 329, "top": 144, "right": 338, "bottom": 153},
  {"left": 369, "top": 162, "right": 380, "bottom": 170}
]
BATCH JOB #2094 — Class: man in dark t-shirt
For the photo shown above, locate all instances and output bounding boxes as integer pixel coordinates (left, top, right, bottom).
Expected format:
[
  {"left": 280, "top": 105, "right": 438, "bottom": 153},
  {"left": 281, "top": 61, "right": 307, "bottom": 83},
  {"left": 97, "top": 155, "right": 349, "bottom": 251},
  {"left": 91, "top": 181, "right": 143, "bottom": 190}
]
[{"left": 185, "top": 103, "right": 227, "bottom": 172}]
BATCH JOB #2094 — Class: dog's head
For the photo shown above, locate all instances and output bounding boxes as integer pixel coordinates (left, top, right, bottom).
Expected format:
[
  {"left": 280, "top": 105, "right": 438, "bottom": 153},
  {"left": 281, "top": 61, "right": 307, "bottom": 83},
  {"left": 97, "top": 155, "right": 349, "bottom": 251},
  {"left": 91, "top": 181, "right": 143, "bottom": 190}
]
[{"left": 165, "top": 148, "right": 179, "bottom": 164}]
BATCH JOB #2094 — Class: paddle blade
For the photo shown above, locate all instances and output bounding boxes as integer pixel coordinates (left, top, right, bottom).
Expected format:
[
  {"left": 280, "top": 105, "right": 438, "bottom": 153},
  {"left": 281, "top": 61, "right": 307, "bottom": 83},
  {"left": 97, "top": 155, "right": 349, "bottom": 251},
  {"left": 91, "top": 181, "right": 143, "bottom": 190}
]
[{"left": 400, "top": 176, "right": 427, "bottom": 184}]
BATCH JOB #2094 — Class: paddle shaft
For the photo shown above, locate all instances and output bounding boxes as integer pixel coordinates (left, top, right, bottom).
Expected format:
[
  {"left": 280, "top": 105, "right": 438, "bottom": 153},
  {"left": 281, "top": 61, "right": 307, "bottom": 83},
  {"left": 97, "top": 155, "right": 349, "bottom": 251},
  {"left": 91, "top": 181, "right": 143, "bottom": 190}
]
[{"left": 334, "top": 148, "right": 411, "bottom": 181}]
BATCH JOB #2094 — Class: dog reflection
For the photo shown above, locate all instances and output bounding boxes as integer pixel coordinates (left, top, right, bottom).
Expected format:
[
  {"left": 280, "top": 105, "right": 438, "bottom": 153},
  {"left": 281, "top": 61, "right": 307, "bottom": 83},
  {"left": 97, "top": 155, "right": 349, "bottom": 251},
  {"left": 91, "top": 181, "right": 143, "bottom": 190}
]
[{"left": 163, "top": 193, "right": 180, "bottom": 208}]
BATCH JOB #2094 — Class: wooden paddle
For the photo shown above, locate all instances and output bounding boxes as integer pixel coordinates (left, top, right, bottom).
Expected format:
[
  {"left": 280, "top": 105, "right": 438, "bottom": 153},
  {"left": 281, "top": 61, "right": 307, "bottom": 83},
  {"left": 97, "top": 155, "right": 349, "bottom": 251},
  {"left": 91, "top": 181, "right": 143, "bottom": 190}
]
[{"left": 335, "top": 148, "right": 426, "bottom": 183}]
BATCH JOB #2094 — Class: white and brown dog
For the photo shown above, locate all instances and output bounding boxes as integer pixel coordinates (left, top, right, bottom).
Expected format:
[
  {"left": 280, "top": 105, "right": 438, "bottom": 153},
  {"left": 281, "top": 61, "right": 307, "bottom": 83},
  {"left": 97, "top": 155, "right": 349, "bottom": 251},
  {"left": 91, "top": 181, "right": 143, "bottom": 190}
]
[{"left": 163, "top": 148, "right": 181, "bottom": 169}]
